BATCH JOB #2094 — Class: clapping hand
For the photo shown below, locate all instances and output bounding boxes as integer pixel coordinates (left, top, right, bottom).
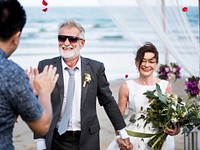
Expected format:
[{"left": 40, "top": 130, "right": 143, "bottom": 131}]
[
  {"left": 26, "top": 67, "right": 38, "bottom": 95},
  {"left": 116, "top": 138, "right": 133, "bottom": 150},
  {"left": 26, "top": 65, "right": 59, "bottom": 96},
  {"left": 34, "top": 65, "right": 59, "bottom": 95}
]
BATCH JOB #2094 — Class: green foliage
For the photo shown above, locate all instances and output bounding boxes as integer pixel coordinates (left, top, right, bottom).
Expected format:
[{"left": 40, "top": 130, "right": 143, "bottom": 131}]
[{"left": 128, "top": 83, "right": 200, "bottom": 149}]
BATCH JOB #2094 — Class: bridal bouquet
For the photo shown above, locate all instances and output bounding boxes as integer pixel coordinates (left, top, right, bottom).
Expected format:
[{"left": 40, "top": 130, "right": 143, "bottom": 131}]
[
  {"left": 126, "top": 84, "right": 200, "bottom": 149},
  {"left": 157, "top": 63, "right": 181, "bottom": 82}
]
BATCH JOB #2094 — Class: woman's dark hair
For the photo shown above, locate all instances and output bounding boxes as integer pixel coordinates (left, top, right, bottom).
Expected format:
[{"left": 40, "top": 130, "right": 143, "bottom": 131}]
[
  {"left": 0, "top": 0, "right": 26, "bottom": 41},
  {"left": 135, "top": 42, "right": 159, "bottom": 68}
]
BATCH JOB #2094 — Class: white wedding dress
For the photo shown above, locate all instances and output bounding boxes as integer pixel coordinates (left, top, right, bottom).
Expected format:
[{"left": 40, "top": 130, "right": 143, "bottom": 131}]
[{"left": 107, "top": 80, "right": 174, "bottom": 150}]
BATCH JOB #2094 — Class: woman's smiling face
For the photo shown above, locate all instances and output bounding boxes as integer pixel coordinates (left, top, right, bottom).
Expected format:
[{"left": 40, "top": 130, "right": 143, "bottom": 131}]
[{"left": 137, "top": 52, "right": 158, "bottom": 77}]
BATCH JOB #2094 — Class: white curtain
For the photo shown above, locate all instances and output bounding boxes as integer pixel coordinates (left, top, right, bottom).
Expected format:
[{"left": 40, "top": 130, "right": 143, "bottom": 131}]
[{"left": 97, "top": 0, "right": 199, "bottom": 76}]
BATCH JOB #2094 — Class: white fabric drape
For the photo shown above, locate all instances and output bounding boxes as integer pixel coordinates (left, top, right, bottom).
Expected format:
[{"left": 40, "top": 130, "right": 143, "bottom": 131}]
[{"left": 97, "top": 0, "right": 199, "bottom": 76}]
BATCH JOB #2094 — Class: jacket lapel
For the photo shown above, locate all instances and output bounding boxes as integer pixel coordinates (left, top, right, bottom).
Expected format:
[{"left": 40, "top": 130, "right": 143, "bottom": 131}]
[
  {"left": 53, "top": 57, "right": 64, "bottom": 105},
  {"left": 81, "top": 57, "right": 91, "bottom": 108}
]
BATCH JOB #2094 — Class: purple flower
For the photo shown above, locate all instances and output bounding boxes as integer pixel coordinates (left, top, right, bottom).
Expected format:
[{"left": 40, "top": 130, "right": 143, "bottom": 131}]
[
  {"left": 185, "top": 76, "right": 200, "bottom": 97},
  {"left": 157, "top": 63, "right": 181, "bottom": 82}
]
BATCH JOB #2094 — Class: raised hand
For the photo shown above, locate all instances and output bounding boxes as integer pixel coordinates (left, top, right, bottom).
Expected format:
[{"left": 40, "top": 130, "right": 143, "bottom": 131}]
[
  {"left": 25, "top": 67, "right": 38, "bottom": 95},
  {"left": 34, "top": 65, "right": 59, "bottom": 95}
]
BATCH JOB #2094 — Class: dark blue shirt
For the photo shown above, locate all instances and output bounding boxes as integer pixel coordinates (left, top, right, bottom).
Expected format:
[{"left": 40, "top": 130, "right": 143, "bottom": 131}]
[{"left": 0, "top": 49, "right": 43, "bottom": 150}]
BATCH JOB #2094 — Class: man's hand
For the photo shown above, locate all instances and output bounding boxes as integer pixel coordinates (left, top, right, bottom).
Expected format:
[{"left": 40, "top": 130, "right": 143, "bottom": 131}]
[
  {"left": 26, "top": 65, "right": 59, "bottom": 136},
  {"left": 116, "top": 137, "right": 133, "bottom": 150},
  {"left": 25, "top": 67, "right": 38, "bottom": 95},
  {"left": 34, "top": 65, "right": 59, "bottom": 95}
]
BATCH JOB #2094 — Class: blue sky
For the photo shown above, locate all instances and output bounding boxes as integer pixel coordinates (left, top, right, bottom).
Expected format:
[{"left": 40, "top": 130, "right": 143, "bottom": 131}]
[{"left": 18, "top": 0, "right": 198, "bottom": 7}]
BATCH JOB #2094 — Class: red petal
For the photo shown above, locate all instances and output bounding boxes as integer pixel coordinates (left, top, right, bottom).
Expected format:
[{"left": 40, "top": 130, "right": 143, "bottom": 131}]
[
  {"left": 42, "top": 8, "right": 48, "bottom": 12},
  {"left": 182, "top": 7, "right": 188, "bottom": 12},
  {"left": 42, "top": 0, "right": 48, "bottom": 6},
  {"left": 125, "top": 74, "right": 128, "bottom": 78}
]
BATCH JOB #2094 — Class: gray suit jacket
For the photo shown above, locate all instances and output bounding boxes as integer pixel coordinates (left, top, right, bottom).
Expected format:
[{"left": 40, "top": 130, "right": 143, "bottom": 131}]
[{"left": 36, "top": 56, "right": 126, "bottom": 150}]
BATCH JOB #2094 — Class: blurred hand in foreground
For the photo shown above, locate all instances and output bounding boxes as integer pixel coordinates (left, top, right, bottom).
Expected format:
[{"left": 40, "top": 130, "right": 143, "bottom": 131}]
[
  {"left": 26, "top": 67, "right": 38, "bottom": 95},
  {"left": 26, "top": 65, "right": 59, "bottom": 95},
  {"left": 34, "top": 65, "right": 59, "bottom": 95}
]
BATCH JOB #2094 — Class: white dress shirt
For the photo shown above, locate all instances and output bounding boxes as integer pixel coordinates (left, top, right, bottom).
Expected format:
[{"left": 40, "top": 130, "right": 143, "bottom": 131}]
[{"left": 57, "top": 57, "right": 82, "bottom": 131}]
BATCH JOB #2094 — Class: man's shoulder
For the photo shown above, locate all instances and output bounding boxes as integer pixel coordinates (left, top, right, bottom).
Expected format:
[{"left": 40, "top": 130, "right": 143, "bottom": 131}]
[
  {"left": 0, "top": 59, "right": 24, "bottom": 78},
  {"left": 38, "top": 56, "right": 60, "bottom": 66},
  {"left": 82, "top": 57, "right": 103, "bottom": 66},
  {"left": 37, "top": 56, "right": 61, "bottom": 71},
  {"left": 39, "top": 56, "right": 60, "bottom": 63}
]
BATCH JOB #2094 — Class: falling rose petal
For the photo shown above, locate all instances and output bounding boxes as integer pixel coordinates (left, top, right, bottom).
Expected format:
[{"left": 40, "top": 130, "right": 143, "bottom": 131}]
[
  {"left": 42, "top": 8, "right": 48, "bottom": 12},
  {"left": 125, "top": 74, "right": 128, "bottom": 78},
  {"left": 182, "top": 7, "right": 188, "bottom": 12},
  {"left": 42, "top": 0, "right": 48, "bottom": 6}
]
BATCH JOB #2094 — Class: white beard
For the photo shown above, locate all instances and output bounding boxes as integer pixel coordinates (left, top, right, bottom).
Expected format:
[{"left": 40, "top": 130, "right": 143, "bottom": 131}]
[{"left": 59, "top": 46, "right": 80, "bottom": 61}]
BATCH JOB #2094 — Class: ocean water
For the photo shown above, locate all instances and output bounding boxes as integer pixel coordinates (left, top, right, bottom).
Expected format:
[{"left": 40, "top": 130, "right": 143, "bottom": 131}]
[{"left": 12, "top": 7, "right": 199, "bottom": 81}]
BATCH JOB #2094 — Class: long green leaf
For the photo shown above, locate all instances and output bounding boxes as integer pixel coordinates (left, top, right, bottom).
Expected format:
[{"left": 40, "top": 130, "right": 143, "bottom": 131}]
[{"left": 126, "top": 129, "right": 155, "bottom": 138}]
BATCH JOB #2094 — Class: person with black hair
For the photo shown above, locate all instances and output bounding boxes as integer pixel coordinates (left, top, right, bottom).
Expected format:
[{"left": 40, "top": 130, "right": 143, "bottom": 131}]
[
  {"left": 107, "top": 42, "right": 180, "bottom": 150},
  {"left": 0, "top": 0, "right": 58, "bottom": 149}
]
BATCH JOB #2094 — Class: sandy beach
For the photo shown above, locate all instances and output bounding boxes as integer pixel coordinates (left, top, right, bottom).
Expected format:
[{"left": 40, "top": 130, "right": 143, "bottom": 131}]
[{"left": 13, "top": 78, "right": 188, "bottom": 150}]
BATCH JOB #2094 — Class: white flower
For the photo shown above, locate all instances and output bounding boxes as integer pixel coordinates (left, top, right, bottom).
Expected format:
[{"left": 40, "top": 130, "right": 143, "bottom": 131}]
[
  {"left": 182, "top": 101, "right": 186, "bottom": 106},
  {"left": 165, "top": 67, "right": 170, "bottom": 72},
  {"left": 168, "top": 73, "right": 175, "bottom": 82},
  {"left": 171, "top": 105, "right": 176, "bottom": 111},
  {"left": 171, "top": 93, "right": 178, "bottom": 100},
  {"left": 182, "top": 112, "right": 187, "bottom": 117},
  {"left": 171, "top": 114, "right": 178, "bottom": 122},
  {"left": 166, "top": 93, "right": 171, "bottom": 97},
  {"left": 172, "top": 68, "right": 177, "bottom": 73},
  {"left": 83, "top": 73, "right": 91, "bottom": 87}
]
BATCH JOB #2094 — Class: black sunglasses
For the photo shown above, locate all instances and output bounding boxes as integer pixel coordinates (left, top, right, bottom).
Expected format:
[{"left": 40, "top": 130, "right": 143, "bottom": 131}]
[{"left": 58, "top": 35, "right": 83, "bottom": 43}]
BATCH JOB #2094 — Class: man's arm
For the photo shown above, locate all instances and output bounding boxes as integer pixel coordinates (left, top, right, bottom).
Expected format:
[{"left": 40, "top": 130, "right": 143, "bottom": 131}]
[
  {"left": 97, "top": 63, "right": 133, "bottom": 149},
  {"left": 26, "top": 65, "right": 59, "bottom": 136}
]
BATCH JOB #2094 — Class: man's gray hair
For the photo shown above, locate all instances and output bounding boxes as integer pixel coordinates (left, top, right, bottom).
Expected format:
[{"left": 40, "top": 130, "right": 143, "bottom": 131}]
[{"left": 58, "top": 19, "right": 85, "bottom": 38}]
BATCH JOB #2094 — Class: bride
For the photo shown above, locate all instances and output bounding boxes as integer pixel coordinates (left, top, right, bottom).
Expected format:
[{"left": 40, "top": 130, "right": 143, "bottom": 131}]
[{"left": 107, "top": 42, "right": 180, "bottom": 150}]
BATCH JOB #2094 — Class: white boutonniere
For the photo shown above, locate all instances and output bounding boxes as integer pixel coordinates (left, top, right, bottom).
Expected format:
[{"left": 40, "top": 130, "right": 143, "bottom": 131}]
[{"left": 83, "top": 73, "right": 91, "bottom": 87}]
